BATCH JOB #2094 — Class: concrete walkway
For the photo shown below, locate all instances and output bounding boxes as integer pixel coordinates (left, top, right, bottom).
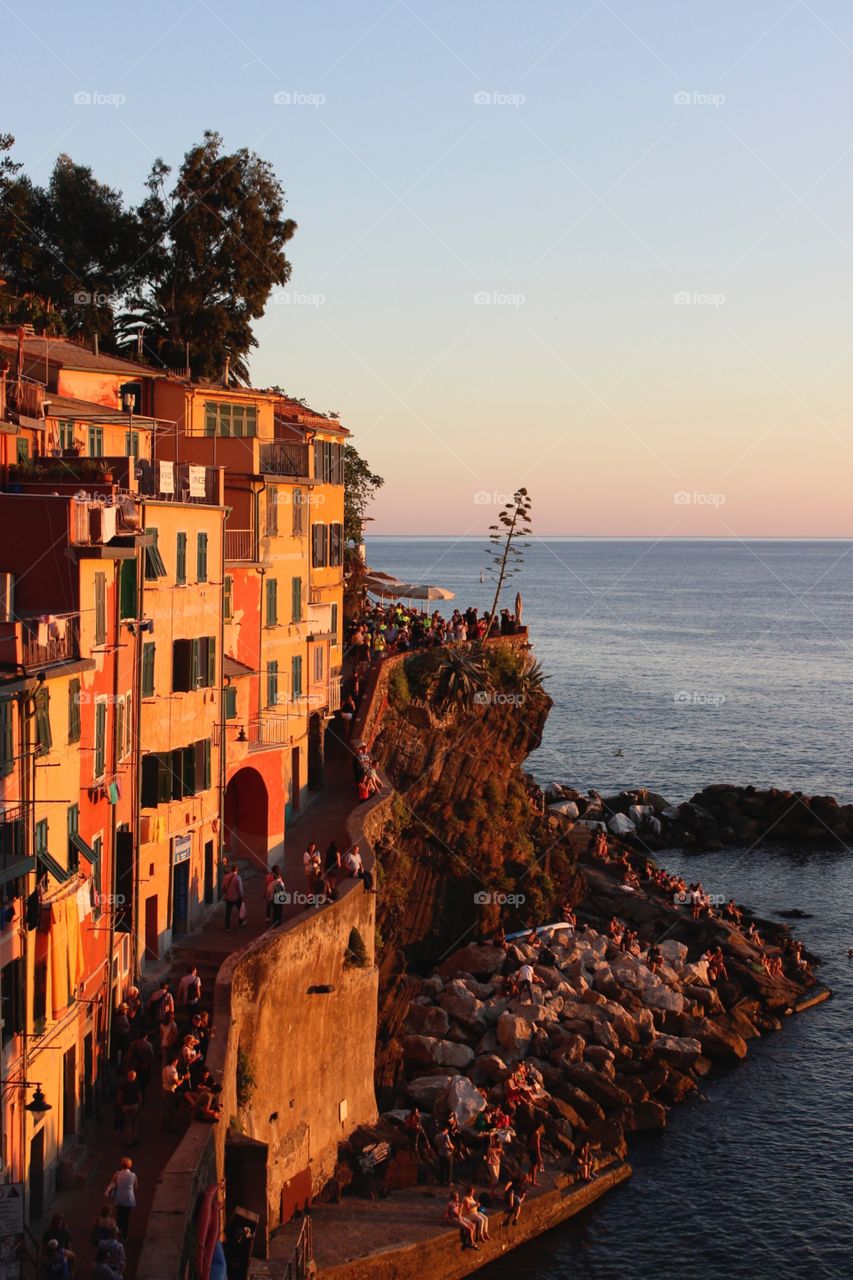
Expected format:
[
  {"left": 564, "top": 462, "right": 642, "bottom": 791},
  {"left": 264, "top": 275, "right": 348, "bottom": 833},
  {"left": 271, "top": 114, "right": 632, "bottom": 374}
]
[{"left": 41, "top": 732, "right": 362, "bottom": 1277}]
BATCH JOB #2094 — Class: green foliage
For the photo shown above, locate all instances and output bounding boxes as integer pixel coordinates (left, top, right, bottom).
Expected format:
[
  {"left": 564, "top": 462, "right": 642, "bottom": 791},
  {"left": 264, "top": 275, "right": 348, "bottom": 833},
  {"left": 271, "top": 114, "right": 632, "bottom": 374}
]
[
  {"left": 402, "top": 650, "right": 441, "bottom": 700},
  {"left": 344, "top": 443, "right": 384, "bottom": 546},
  {"left": 433, "top": 649, "right": 488, "bottom": 710},
  {"left": 387, "top": 663, "right": 411, "bottom": 709},
  {"left": 236, "top": 1046, "right": 256, "bottom": 1108},
  {"left": 345, "top": 926, "right": 371, "bottom": 968}
]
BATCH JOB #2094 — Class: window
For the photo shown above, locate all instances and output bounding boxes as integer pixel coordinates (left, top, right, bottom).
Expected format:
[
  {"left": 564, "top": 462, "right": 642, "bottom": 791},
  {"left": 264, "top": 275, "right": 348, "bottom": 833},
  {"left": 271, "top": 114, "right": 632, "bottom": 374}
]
[
  {"left": 141, "top": 642, "right": 156, "bottom": 697},
  {"left": 142, "top": 743, "right": 210, "bottom": 806},
  {"left": 291, "top": 576, "right": 302, "bottom": 623},
  {"left": 34, "top": 687, "right": 52, "bottom": 756},
  {"left": 203, "top": 400, "right": 258, "bottom": 438},
  {"left": 123, "top": 693, "right": 132, "bottom": 758},
  {"left": 68, "top": 679, "right": 81, "bottom": 743},
  {"left": 144, "top": 527, "right": 167, "bottom": 580},
  {"left": 94, "top": 699, "right": 107, "bottom": 779},
  {"left": 292, "top": 655, "right": 303, "bottom": 700},
  {"left": 16, "top": 438, "right": 29, "bottom": 463},
  {"left": 265, "top": 490, "right": 278, "bottom": 535},
  {"left": 116, "top": 696, "right": 125, "bottom": 763},
  {"left": 313, "top": 440, "right": 344, "bottom": 483},
  {"left": 33, "top": 957, "right": 47, "bottom": 1035},
  {"left": 141, "top": 753, "right": 171, "bottom": 808},
  {"left": 311, "top": 524, "right": 328, "bottom": 567},
  {"left": 91, "top": 835, "right": 103, "bottom": 919},
  {"left": 224, "top": 575, "right": 233, "bottom": 621},
  {"left": 67, "top": 805, "right": 79, "bottom": 870},
  {"left": 2, "top": 958, "right": 24, "bottom": 1046},
  {"left": 331, "top": 603, "right": 339, "bottom": 642},
  {"left": 125, "top": 431, "right": 140, "bottom": 459},
  {"left": 88, "top": 426, "right": 104, "bottom": 456},
  {"left": 119, "top": 559, "right": 136, "bottom": 620},
  {"left": 313, "top": 646, "right": 324, "bottom": 682},
  {"left": 195, "top": 739, "right": 212, "bottom": 792},
  {"left": 329, "top": 522, "right": 343, "bottom": 567},
  {"left": 0, "top": 700, "right": 13, "bottom": 776},
  {"left": 94, "top": 571, "right": 107, "bottom": 645},
  {"left": 292, "top": 489, "right": 304, "bottom": 536},
  {"left": 35, "top": 819, "right": 48, "bottom": 859},
  {"left": 173, "top": 637, "right": 216, "bottom": 691},
  {"left": 224, "top": 685, "right": 237, "bottom": 720},
  {"left": 176, "top": 532, "right": 187, "bottom": 585},
  {"left": 265, "top": 578, "right": 278, "bottom": 627},
  {"left": 266, "top": 661, "right": 279, "bottom": 708},
  {"left": 58, "top": 420, "right": 75, "bottom": 451},
  {"left": 197, "top": 532, "right": 208, "bottom": 583}
]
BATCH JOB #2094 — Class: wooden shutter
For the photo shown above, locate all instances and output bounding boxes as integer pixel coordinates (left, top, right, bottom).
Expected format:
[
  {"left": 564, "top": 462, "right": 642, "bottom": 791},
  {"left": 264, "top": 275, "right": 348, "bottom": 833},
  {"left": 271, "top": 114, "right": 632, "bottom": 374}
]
[{"left": 173, "top": 639, "right": 192, "bottom": 692}]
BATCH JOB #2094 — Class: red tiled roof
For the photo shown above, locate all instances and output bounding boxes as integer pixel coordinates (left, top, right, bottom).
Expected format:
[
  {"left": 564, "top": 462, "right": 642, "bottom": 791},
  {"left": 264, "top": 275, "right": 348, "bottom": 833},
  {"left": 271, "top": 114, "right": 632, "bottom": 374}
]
[{"left": 0, "top": 333, "right": 159, "bottom": 378}]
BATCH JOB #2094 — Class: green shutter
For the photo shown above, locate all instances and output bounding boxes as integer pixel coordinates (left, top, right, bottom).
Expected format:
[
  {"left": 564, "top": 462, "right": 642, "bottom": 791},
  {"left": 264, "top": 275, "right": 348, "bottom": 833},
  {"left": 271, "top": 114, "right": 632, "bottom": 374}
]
[
  {"left": 331, "top": 603, "right": 338, "bottom": 641},
  {"left": 291, "top": 576, "right": 302, "bottom": 623},
  {"left": 94, "top": 572, "right": 106, "bottom": 645},
  {"left": 266, "top": 578, "right": 277, "bottom": 626},
  {"left": 67, "top": 804, "right": 79, "bottom": 868},
  {"left": 224, "top": 685, "right": 237, "bottom": 720},
  {"left": 119, "top": 559, "right": 137, "bottom": 620},
  {"left": 0, "top": 701, "right": 13, "bottom": 777},
  {"left": 94, "top": 701, "right": 107, "bottom": 778},
  {"left": 267, "top": 661, "right": 278, "bottom": 707},
  {"left": 224, "top": 575, "right": 233, "bottom": 620},
  {"left": 35, "top": 688, "right": 52, "bottom": 756},
  {"left": 197, "top": 532, "right": 208, "bottom": 582},
  {"left": 176, "top": 532, "right": 187, "bottom": 585},
  {"left": 206, "top": 636, "right": 216, "bottom": 687},
  {"left": 292, "top": 655, "right": 303, "bottom": 699},
  {"left": 68, "top": 679, "right": 81, "bottom": 743},
  {"left": 142, "top": 642, "right": 155, "bottom": 697}
]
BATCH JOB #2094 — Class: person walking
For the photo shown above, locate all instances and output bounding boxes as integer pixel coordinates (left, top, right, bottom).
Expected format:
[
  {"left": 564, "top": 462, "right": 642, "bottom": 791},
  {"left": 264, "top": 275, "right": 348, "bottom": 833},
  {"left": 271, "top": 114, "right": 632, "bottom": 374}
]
[
  {"left": 107, "top": 1157, "right": 138, "bottom": 1239},
  {"left": 221, "top": 865, "right": 244, "bottom": 930},
  {"left": 128, "top": 1031, "right": 156, "bottom": 1102},
  {"left": 302, "top": 844, "right": 321, "bottom": 902},
  {"left": 118, "top": 1070, "right": 142, "bottom": 1146},
  {"left": 178, "top": 965, "right": 202, "bottom": 1010},
  {"left": 269, "top": 868, "right": 286, "bottom": 926}
]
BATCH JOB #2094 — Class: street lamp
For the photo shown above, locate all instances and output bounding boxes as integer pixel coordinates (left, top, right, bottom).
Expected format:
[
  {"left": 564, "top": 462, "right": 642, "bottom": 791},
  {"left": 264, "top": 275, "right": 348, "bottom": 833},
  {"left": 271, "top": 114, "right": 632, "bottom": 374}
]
[{"left": 0, "top": 1081, "right": 52, "bottom": 1113}]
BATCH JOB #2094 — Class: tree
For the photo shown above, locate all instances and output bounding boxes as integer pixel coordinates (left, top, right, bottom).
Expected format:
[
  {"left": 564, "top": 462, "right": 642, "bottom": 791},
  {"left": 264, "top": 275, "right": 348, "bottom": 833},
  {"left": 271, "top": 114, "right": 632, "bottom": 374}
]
[
  {"left": 344, "top": 443, "right": 384, "bottom": 547},
  {"left": 484, "top": 489, "right": 532, "bottom": 636},
  {"left": 0, "top": 142, "right": 138, "bottom": 342},
  {"left": 121, "top": 132, "right": 297, "bottom": 380}
]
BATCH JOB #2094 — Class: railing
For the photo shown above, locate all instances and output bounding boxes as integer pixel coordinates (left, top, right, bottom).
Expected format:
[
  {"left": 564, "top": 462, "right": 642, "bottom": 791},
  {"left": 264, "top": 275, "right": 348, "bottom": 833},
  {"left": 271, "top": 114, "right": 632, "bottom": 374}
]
[
  {"left": 9, "top": 379, "right": 45, "bottom": 418},
  {"left": 247, "top": 714, "right": 291, "bottom": 751},
  {"left": 137, "top": 459, "right": 220, "bottom": 505},
  {"left": 21, "top": 613, "right": 79, "bottom": 667},
  {"left": 327, "top": 675, "right": 342, "bottom": 712},
  {"left": 71, "top": 497, "right": 93, "bottom": 543},
  {"left": 283, "top": 1217, "right": 314, "bottom": 1280},
  {"left": 224, "top": 528, "right": 257, "bottom": 562},
  {"left": 259, "top": 441, "right": 310, "bottom": 478}
]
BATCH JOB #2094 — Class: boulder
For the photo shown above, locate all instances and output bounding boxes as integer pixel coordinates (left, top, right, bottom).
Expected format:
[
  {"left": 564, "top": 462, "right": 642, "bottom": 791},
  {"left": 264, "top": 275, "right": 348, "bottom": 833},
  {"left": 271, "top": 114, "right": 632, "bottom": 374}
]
[
  {"left": 437, "top": 1075, "right": 487, "bottom": 1128},
  {"left": 405, "top": 1075, "right": 454, "bottom": 1107},
  {"left": 584, "top": 1117, "right": 627, "bottom": 1158},
  {"left": 548, "top": 800, "right": 580, "bottom": 819},
  {"left": 562, "top": 1064, "right": 632, "bottom": 1110},
  {"left": 551, "top": 1083, "right": 605, "bottom": 1124},
  {"left": 659, "top": 940, "right": 689, "bottom": 971},
  {"left": 583, "top": 1045, "right": 616, "bottom": 1076},
  {"left": 405, "top": 1004, "right": 450, "bottom": 1038},
  {"left": 651, "top": 1034, "right": 703, "bottom": 1073},
  {"left": 497, "top": 1012, "right": 534, "bottom": 1054},
  {"left": 401, "top": 1035, "right": 474, "bottom": 1069},
  {"left": 438, "top": 943, "right": 507, "bottom": 979},
  {"left": 383, "top": 1148, "right": 419, "bottom": 1191},
  {"left": 471, "top": 1053, "right": 511, "bottom": 1083},
  {"left": 623, "top": 1101, "right": 668, "bottom": 1132},
  {"left": 548, "top": 1096, "right": 584, "bottom": 1129},
  {"left": 695, "top": 1019, "right": 748, "bottom": 1061},
  {"left": 612, "top": 1074, "right": 649, "bottom": 1104},
  {"left": 608, "top": 813, "right": 636, "bottom": 836},
  {"left": 439, "top": 990, "right": 486, "bottom": 1028}
]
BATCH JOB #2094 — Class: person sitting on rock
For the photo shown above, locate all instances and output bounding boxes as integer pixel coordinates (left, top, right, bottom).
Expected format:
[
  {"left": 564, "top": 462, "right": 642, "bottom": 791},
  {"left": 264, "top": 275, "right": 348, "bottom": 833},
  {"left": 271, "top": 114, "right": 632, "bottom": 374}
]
[
  {"left": 576, "top": 1144, "right": 596, "bottom": 1181},
  {"left": 485, "top": 1134, "right": 503, "bottom": 1189},
  {"left": 494, "top": 924, "right": 508, "bottom": 949},
  {"left": 646, "top": 943, "right": 662, "bottom": 973},
  {"left": 445, "top": 1189, "right": 479, "bottom": 1250},
  {"left": 405, "top": 1107, "right": 428, "bottom": 1158},
  {"left": 725, "top": 898, "right": 743, "bottom": 925},
  {"left": 462, "top": 1186, "right": 491, "bottom": 1242},
  {"left": 561, "top": 902, "right": 576, "bottom": 928},
  {"left": 745, "top": 921, "right": 762, "bottom": 946},
  {"left": 608, "top": 917, "right": 624, "bottom": 944}
]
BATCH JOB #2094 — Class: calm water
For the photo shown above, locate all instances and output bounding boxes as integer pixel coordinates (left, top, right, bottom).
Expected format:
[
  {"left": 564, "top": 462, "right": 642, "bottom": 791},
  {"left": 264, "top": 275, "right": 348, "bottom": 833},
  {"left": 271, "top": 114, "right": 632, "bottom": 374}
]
[{"left": 367, "top": 539, "right": 853, "bottom": 1280}]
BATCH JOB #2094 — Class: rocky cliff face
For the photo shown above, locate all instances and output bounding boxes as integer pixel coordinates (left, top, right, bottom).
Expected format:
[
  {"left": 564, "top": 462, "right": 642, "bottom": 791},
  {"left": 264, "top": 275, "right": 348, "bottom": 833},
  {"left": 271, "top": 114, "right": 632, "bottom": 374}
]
[{"left": 365, "top": 642, "right": 590, "bottom": 1097}]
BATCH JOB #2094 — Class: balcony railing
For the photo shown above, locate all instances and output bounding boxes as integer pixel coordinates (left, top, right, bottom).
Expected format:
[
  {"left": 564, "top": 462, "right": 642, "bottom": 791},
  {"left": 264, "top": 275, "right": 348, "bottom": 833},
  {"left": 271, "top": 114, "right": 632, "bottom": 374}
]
[
  {"left": 258, "top": 441, "right": 310, "bottom": 478},
  {"left": 8, "top": 379, "right": 45, "bottom": 418},
  {"left": 137, "top": 460, "right": 221, "bottom": 505},
  {"left": 225, "top": 529, "right": 257, "bottom": 562},
  {"left": 21, "top": 613, "right": 79, "bottom": 667},
  {"left": 327, "top": 675, "right": 341, "bottom": 712},
  {"left": 247, "top": 714, "right": 291, "bottom": 752}
]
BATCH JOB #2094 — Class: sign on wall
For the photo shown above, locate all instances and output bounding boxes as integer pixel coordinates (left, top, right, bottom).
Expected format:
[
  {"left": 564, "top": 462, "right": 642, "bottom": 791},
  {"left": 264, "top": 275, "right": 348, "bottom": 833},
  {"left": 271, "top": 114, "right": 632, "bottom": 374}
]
[
  {"left": 173, "top": 833, "right": 192, "bottom": 865},
  {"left": 0, "top": 1183, "right": 24, "bottom": 1237},
  {"left": 188, "top": 466, "right": 206, "bottom": 498},
  {"left": 159, "top": 461, "right": 174, "bottom": 495}
]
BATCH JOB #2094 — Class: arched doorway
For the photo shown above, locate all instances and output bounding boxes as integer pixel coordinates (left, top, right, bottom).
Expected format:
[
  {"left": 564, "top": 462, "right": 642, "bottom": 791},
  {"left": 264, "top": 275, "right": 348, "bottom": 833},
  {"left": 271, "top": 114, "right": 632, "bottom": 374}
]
[{"left": 224, "top": 767, "right": 271, "bottom": 869}]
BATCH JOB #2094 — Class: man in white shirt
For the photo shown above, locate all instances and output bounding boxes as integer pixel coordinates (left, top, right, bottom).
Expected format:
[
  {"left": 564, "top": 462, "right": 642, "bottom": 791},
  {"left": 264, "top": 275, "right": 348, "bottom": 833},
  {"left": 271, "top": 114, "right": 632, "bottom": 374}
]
[{"left": 178, "top": 966, "right": 201, "bottom": 1007}]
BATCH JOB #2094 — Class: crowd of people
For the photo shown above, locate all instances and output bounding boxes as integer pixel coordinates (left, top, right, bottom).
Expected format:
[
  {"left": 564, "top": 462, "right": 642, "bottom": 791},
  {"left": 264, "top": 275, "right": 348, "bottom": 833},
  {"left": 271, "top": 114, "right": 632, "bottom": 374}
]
[{"left": 346, "top": 602, "right": 523, "bottom": 667}]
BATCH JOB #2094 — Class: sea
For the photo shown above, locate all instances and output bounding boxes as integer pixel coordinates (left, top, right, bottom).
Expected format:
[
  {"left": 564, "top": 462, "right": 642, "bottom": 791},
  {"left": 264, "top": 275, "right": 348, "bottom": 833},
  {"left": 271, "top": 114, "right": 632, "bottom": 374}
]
[{"left": 366, "top": 538, "right": 853, "bottom": 1280}]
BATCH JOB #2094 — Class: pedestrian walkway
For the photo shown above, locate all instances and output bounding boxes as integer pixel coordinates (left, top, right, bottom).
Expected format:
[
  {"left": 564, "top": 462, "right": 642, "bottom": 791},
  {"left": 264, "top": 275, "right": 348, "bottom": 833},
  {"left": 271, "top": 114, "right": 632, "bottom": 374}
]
[{"left": 39, "top": 730, "right": 362, "bottom": 1277}]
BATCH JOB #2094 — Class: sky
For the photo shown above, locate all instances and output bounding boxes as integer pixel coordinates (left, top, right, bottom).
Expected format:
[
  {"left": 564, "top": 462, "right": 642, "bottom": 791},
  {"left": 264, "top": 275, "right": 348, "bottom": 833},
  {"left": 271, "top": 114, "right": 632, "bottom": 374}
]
[{"left": 4, "top": 1, "right": 853, "bottom": 537}]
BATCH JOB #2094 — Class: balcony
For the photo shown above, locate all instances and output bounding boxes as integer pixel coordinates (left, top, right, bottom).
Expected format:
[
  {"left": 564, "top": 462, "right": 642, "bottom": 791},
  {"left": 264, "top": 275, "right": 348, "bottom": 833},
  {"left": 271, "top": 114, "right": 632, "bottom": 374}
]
[
  {"left": 225, "top": 529, "right": 257, "bottom": 563},
  {"left": 21, "top": 612, "right": 79, "bottom": 667},
  {"left": 258, "top": 441, "right": 310, "bottom": 478},
  {"left": 247, "top": 714, "right": 291, "bottom": 752},
  {"left": 136, "top": 460, "right": 222, "bottom": 506}
]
